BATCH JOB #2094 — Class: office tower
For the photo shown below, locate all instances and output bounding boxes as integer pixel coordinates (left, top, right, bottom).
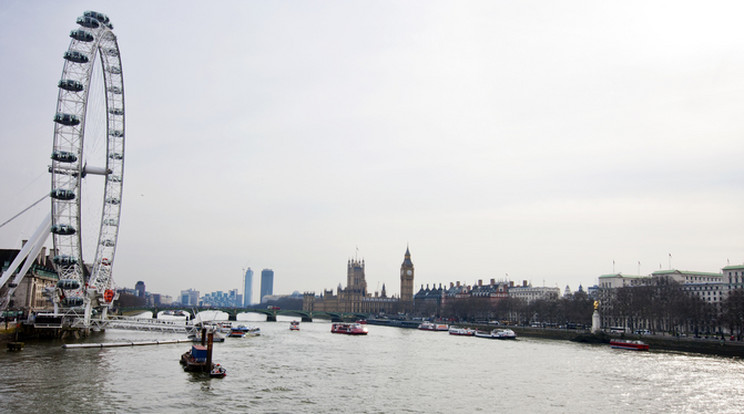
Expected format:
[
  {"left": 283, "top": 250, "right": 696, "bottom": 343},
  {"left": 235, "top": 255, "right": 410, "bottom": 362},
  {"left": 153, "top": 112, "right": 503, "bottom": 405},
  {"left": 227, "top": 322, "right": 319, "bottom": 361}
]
[
  {"left": 180, "top": 289, "right": 199, "bottom": 306},
  {"left": 135, "top": 281, "right": 146, "bottom": 297},
  {"left": 243, "top": 268, "right": 253, "bottom": 307},
  {"left": 260, "top": 269, "right": 274, "bottom": 303}
]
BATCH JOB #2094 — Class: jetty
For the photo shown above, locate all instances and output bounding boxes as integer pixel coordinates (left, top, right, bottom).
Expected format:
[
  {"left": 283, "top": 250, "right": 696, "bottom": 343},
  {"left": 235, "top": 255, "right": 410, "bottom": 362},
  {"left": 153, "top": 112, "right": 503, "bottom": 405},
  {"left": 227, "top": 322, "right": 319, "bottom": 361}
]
[{"left": 63, "top": 339, "right": 192, "bottom": 349}]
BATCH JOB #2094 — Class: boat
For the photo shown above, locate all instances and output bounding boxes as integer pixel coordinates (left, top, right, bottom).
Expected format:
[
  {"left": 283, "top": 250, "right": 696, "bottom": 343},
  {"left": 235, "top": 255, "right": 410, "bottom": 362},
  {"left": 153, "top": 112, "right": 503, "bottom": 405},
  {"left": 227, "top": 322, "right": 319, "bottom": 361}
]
[
  {"left": 493, "top": 329, "right": 517, "bottom": 339},
  {"left": 210, "top": 363, "right": 227, "bottom": 378},
  {"left": 448, "top": 327, "right": 475, "bottom": 336},
  {"left": 180, "top": 344, "right": 208, "bottom": 371},
  {"left": 331, "top": 322, "right": 368, "bottom": 335},
  {"left": 418, "top": 321, "right": 449, "bottom": 331},
  {"left": 217, "top": 322, "right": 232, "bottom": 334},
  {"left": 610, "top": 339, "right": 649, "bottom": 351},
  {"left": 474, "top": 328, "right": 517, "bottom": 339},
  {"left": 244, "top": 326, "right": 261, "bottom": 336},
  {"left": 290, "top": 321, "right": 300, "bottom": 331},
  {"left": 228, "top": 328, "right": 246, "bottom": 338},
  {"left": 180, "top": 344, "right": 226, "bottom": 377},
  {"left": 188, "top": 329, "right": 225, "bottom": 342}
]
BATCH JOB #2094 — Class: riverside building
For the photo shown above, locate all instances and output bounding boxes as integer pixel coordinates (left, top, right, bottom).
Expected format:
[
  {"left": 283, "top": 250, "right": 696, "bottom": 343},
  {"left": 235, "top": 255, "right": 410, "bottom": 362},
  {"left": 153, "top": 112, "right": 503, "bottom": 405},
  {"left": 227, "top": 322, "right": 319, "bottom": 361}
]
[
  {"left": 507, "top": 281, "right": 560, "bottom": 304},
  {"left": 598, "top": 264, "right": 744, "bottom": 330},
  {"left": 0, "top": 245, "right": 57, "bottom": 313}
]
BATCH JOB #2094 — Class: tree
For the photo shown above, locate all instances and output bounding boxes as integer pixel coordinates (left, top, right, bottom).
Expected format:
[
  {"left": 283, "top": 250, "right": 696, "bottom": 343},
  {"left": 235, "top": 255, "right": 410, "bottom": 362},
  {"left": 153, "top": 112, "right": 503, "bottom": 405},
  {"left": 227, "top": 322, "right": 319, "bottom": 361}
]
[{"left": 723, "top": 289, "right": 744, "bottom": 339}]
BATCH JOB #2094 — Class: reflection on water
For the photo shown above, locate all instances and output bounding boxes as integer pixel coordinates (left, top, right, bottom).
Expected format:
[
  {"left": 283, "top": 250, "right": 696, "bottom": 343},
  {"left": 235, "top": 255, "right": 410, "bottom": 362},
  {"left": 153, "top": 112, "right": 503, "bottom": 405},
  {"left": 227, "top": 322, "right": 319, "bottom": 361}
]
[{"left": 2, "top": 321, "right": 744, "bottom": 413}]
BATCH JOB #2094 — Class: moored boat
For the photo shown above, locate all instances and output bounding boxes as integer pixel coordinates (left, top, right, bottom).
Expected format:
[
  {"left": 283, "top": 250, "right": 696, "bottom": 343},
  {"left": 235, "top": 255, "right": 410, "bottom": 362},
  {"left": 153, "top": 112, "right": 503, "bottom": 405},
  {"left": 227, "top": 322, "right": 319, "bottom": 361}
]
[
  {"left": 217, "top": 322, "right": 232, "bottom": 334},
  {"left": 610, "top": 339, "right": 649, "bottom": 351},
  {"left": 474, "top": 328, "right": 517, "bottom": 339},
  {"left": 331, "top": 322, "right": 368, "bottom": 335},
  {"left": 418, "top": 321, "right": 449, "bottom": 331},
  {"left": 493, "top": 328, "right": 517, "bottom": 339},
  {"left": 290, "top": 321, "right": 300, "bottom": 331},
  {"left": 448, "top": 327, "right": 475, "bottom": 336},
  {"left": 228, "top": 328, "right": 246, "bottom": 338},
  {"left": 188, "top": 329, "right": 225, "bottom": 342}
]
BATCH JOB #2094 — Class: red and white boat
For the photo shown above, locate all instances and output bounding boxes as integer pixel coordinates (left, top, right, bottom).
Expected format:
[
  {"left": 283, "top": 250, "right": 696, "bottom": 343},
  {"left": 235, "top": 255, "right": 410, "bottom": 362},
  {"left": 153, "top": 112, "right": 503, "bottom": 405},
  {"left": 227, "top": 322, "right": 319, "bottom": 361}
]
[
  {"left": 448, "top": 327, "right": 475, "bottom": 336},
  {"left": 290, "top": 321, "right": 300, "bottom": 331},
  {"left": 331, "top": 322, "right": 368, "bottom": 335},
  {"left": 418, "top": 321, "right": 449, "bottom": 331},
  {"left": 610, "top": 339, "right": 649, "bottom": 351}
]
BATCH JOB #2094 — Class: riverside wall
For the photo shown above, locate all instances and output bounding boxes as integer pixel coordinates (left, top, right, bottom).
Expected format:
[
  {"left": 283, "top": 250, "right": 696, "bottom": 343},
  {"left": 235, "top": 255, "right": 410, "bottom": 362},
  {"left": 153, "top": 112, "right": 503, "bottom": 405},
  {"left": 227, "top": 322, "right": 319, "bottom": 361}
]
[{"left": 497, "top": 325, "right": 744, "bottom": 358}]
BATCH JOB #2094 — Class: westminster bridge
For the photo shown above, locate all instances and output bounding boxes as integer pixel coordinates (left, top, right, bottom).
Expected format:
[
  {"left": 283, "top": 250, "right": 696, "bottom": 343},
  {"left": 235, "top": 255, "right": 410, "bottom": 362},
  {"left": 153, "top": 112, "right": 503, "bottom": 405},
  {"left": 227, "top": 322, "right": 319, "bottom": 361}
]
[{"left": 117, "top": 307, "right": 370, "bottom": 323}]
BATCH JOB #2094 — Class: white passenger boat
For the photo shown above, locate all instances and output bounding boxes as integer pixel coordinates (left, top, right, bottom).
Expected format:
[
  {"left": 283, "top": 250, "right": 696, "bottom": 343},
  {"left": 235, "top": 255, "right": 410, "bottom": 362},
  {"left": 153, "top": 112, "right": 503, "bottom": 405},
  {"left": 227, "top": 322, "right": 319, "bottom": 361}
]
[
  {"left": 448, "top": 327, "right": 475, "bottom": 336},
  {"left": 418, "top": 321, "right": 449, "bottom": 331},
  {"left": 474, "top": 328, "right": 517, "bottom": 339}
]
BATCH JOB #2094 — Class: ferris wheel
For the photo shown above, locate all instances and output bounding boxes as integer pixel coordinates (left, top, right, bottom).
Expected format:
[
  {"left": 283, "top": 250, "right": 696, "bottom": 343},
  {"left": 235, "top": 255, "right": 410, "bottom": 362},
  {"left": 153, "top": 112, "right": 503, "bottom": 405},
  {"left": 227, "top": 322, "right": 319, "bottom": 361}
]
[{"left": 50, "top": 11, "right": 124, "bottom": 318}]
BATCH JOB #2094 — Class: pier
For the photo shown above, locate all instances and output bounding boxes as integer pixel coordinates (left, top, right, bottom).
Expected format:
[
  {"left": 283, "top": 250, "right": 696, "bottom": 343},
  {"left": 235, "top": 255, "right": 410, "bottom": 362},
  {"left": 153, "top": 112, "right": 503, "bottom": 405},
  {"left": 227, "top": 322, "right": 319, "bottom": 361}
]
[{"left": 62, "top": 338, "right": 192, "bottom": 349}]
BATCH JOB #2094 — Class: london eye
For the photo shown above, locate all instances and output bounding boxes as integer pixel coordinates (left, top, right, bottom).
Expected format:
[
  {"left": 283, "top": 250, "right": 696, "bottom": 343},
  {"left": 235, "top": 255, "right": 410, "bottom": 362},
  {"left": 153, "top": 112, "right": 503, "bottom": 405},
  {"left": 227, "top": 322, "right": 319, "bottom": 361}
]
[{"left": 50, "top": 10, "right": 124, "bottom": 322}]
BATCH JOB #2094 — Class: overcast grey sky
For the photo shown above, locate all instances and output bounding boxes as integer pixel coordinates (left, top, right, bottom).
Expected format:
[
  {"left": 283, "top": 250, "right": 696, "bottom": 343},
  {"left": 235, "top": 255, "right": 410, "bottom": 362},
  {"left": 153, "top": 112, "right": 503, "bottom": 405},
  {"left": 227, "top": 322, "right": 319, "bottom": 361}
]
[{"left": 1, "top": 1, "right": 743, "bottom": 302}]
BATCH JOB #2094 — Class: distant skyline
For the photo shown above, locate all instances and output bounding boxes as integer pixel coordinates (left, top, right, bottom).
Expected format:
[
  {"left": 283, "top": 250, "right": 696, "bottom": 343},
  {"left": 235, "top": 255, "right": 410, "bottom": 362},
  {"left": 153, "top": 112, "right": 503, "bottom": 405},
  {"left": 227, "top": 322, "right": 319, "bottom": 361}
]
[{"left": 0, "top": 1, "right": 743, "bottom": 301}]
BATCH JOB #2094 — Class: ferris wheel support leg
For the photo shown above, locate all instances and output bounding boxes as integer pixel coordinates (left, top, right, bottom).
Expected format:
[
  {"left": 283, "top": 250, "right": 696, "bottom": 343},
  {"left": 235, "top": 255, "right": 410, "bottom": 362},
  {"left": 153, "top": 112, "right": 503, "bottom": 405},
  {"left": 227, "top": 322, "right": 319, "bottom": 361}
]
[
  {"left": 83, "top": 300, "right": 93, "bottom": 330},
  {"left": 0, "top": 213, "right": 52, "bottom": 311}
]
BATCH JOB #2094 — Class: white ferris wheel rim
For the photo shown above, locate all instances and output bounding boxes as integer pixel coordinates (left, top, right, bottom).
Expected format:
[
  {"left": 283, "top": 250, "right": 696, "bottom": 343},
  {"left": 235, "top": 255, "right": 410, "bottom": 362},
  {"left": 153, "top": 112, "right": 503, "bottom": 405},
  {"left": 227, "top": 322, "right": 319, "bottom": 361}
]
[{"left": 50, "top": 11, "right": 124, "bottom": 308}]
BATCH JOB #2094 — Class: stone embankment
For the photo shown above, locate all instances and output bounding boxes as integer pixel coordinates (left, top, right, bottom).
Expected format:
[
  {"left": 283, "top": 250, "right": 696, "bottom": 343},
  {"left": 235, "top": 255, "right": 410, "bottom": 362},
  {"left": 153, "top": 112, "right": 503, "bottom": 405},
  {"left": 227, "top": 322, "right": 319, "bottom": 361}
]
[{"left": 503, "top": 326, "right": 744, "bottom": 358}]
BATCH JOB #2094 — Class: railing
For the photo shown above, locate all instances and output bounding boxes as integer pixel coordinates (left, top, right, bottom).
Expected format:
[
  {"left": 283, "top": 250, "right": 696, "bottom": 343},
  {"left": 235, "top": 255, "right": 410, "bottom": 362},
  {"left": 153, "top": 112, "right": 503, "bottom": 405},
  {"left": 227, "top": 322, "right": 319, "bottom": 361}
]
[{"left": 103, "top": 316, "right": 188, "bottom": 332}]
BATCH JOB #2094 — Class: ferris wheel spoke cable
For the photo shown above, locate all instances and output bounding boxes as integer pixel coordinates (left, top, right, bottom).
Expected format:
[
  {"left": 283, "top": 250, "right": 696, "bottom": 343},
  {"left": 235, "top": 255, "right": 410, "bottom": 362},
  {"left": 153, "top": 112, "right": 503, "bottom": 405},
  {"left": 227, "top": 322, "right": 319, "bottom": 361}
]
[{"left": 0, "top": 194, "right": 49, "bottom": 230}]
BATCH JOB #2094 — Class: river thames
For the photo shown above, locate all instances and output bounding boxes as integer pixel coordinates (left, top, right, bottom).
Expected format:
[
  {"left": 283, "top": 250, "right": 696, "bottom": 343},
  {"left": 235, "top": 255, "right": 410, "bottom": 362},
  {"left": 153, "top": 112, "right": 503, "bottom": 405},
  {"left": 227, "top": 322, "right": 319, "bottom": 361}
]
[{"left": 2, "top": 316, "right": 744, "bottom": 413}]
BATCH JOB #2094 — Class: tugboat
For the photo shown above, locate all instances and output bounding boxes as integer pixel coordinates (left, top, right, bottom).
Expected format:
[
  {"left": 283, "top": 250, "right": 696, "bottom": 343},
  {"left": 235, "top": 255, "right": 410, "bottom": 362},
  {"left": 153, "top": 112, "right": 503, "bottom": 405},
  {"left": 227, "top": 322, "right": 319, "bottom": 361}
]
[
  {"left": 290, "top": 321, "right": 300, "bottom": 331},
  {"left": 331, "top": 322, "right": 368, "bottom": 335}
]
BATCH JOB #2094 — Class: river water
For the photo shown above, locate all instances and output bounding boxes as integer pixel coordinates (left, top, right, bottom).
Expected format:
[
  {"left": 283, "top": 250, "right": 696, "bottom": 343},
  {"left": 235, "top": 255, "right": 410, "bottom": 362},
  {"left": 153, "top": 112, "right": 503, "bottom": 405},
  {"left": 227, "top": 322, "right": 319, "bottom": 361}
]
[{"left": 2, "top": 316, "right": 744, "bottom": 413}]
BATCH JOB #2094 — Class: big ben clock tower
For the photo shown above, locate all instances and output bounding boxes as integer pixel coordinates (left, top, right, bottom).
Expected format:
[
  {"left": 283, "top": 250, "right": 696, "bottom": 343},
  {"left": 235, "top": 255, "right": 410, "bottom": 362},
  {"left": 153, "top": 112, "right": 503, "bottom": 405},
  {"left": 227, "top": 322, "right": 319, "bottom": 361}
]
[{"left": 400, "top": 247, "right": 414, "bottom": 306}]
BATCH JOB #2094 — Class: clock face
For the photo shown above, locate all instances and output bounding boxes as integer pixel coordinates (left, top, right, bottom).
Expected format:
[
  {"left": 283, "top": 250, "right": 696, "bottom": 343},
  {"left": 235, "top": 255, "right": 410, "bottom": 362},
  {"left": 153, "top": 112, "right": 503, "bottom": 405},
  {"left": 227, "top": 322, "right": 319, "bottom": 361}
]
[{"left": 406, "top": 270, "right": 412, "bottom": 276}]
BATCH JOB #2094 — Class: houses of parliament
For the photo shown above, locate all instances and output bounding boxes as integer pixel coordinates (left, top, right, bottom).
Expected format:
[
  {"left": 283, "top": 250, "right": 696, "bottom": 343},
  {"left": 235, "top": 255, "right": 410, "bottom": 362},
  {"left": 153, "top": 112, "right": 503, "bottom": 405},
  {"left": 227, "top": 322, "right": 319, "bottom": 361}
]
[{"left": 302, "top": 248, "right": 415, "bottom": 314}]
